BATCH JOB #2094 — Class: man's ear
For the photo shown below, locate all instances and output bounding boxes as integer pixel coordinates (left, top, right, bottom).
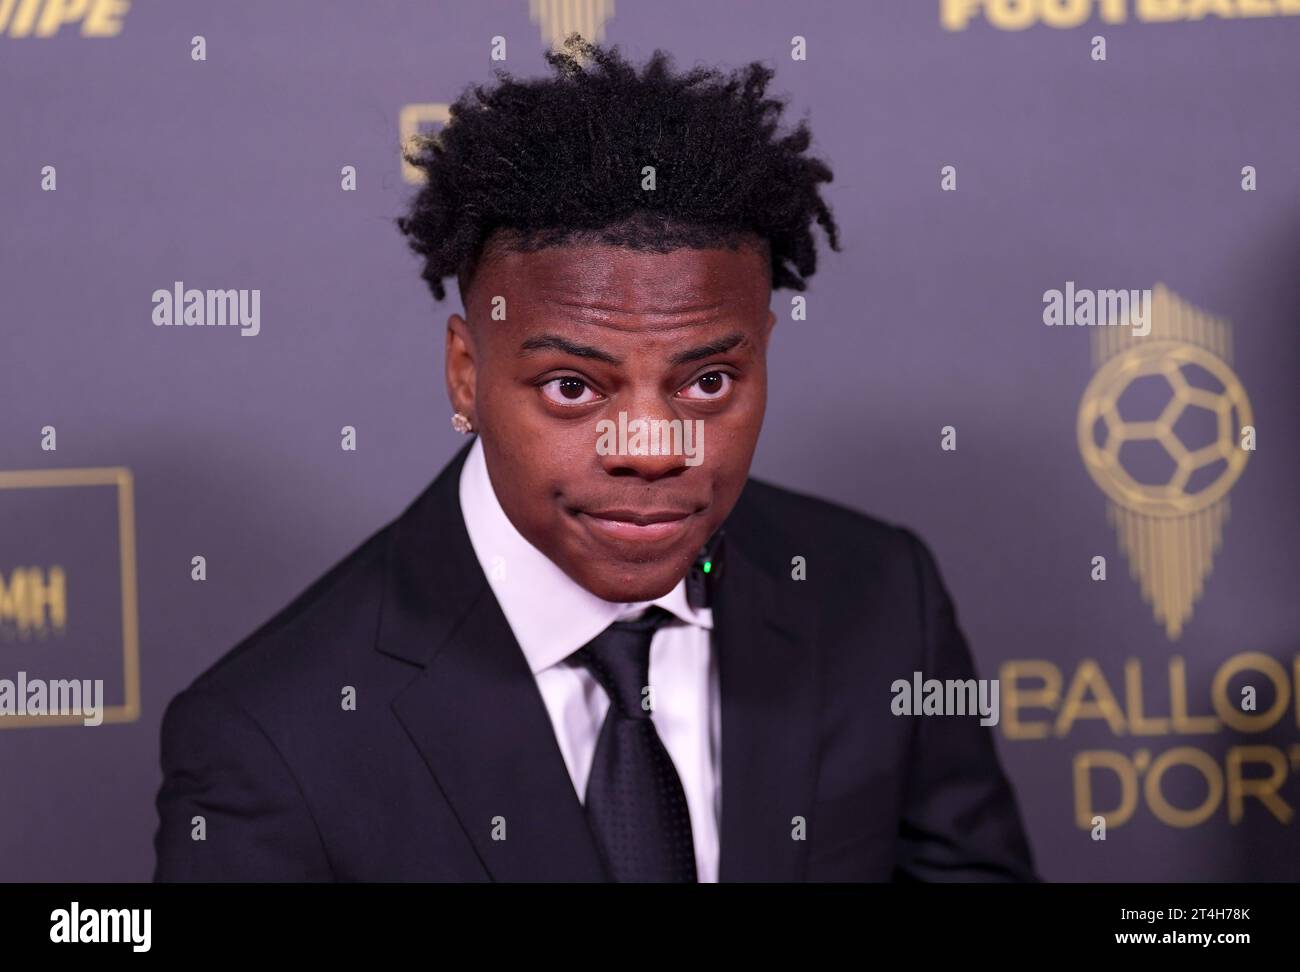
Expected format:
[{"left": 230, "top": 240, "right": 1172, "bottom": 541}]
[{"left": 445, "top": 312, "right": 476, "bottom": 424}]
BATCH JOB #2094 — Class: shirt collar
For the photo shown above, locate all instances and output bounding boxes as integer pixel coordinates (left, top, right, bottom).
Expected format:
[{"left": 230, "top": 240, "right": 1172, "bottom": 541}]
[{"left": 457, "top": 436, "right": 712, "bottom": 675}]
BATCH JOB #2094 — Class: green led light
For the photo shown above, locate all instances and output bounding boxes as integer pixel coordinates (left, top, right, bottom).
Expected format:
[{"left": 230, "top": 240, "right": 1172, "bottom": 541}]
[{"left": 702, "top": 561, "right": 712, "bottom": 573}]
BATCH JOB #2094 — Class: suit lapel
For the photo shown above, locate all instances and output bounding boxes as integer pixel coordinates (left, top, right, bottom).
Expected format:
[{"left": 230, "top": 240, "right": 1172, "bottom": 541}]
[
  {"left": 379, "top": 442, "right": 607, "bottom": 881},
  {"left": 714, "top": 496, "right": 822, "bottom": 883}
]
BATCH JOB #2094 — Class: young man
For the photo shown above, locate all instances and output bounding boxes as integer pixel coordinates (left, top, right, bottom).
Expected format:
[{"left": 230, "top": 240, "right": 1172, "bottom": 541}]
[{"left": 153, "top": 36, "right": 1035, "bottom": 883}]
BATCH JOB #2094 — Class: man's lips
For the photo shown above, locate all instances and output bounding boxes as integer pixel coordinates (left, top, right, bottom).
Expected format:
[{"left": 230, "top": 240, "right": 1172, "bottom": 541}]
[
  {"left": 576, "top": 507, "right": 697, "bottom": 543},
  {"left": 586, "top": 508, "right": 694, "bottom": 525}
]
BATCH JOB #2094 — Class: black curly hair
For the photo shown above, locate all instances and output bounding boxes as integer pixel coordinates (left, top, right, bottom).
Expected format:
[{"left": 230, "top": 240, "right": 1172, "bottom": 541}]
[{"left": 396, "top": 33, "right": 839, "bottom": 303}]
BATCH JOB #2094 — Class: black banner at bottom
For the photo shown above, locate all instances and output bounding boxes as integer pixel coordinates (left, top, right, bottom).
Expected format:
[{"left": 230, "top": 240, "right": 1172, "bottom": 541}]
[{"left": 0, "top": 882, "right": 1286, "bottom": 958}]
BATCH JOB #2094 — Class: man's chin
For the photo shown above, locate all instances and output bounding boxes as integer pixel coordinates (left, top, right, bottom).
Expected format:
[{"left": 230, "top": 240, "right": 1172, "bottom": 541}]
[
  {"left": 554, "top": 517, "right": 707, "bottom": 602},
  {"left": 568, "top": 562, "right": 690, "bottom": 604}
]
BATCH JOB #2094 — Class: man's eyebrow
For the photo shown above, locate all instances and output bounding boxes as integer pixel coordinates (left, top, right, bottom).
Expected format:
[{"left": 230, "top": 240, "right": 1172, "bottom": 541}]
[
  {"left": 516, "top": 331, "right": 748, "bottom": 366},
  {"left": 669, "top": 333, "right": 746, "bottom": 365},
  {"left": 517, "top": 335, "right": 623, "bottom": 364}
]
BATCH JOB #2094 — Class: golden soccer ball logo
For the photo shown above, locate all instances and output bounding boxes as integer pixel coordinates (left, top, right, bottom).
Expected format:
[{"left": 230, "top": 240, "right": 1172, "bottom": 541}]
[{"left": 1077, "top": 341, "right": 1251, "bottom": 518}]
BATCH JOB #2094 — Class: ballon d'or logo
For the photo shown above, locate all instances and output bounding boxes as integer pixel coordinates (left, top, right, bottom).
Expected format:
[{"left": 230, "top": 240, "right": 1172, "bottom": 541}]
[
  {"left": 530, "top": 1, "right": 617, "bottom": 50},
  {"left": 1077, "top": 284, "right": 1251, "bottom": 640}
]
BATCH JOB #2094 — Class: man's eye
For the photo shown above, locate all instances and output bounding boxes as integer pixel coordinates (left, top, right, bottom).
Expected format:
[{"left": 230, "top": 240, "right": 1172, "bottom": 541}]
[
  {"left": 540, "top": 376, "right": 601, "bottom": 405},
  {"left": 678, "top": 371, "right": 732, "bottom": 400}
]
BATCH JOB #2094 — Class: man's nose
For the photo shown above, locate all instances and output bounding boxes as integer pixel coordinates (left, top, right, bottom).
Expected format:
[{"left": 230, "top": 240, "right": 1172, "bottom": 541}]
[{"left": 595, "top": 400, "right": 692, "bottom": 482}]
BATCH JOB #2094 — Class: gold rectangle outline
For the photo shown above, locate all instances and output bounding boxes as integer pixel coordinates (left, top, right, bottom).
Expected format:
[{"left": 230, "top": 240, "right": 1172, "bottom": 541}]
[{"left": 0, "top": 467, "right": 140, "bottom": 728}]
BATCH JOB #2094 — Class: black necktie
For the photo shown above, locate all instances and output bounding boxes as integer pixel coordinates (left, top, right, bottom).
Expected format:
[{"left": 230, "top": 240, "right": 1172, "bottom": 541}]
[{"left": 569, "top": 606, "right": 698, "bottom": 883}]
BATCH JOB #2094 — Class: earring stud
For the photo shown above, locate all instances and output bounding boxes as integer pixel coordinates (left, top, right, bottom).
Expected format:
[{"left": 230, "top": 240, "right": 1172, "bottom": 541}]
[{"left": 451, "top": 412, "right": 473, "bottom": 435}]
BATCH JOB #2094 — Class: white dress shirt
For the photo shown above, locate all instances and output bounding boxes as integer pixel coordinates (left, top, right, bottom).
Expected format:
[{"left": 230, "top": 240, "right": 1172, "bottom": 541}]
[{"left": 457, "top": 436, "right": 721, "bottom": 882}]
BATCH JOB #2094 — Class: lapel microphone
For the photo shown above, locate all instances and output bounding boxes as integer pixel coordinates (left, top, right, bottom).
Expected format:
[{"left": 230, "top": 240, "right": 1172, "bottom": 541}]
[{"left": 686, "top": 529, "right": 725, "bottom": 610}]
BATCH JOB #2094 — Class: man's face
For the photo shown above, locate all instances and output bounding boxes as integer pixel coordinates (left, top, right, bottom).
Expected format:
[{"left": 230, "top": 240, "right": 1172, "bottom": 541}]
[{"left": 445, "top": 239, "right": 776, "bottom": 603}]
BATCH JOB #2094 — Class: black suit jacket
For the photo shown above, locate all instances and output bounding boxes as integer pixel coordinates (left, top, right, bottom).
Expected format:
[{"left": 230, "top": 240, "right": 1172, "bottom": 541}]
[{"left": 153, "top": 441, "right": 1036, "bottom": 882}]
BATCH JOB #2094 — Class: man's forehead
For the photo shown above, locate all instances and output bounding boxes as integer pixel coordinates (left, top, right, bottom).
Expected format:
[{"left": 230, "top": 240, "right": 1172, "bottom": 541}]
[{"left": 475, "top": 241, "right": 769, "bottom": 318}]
